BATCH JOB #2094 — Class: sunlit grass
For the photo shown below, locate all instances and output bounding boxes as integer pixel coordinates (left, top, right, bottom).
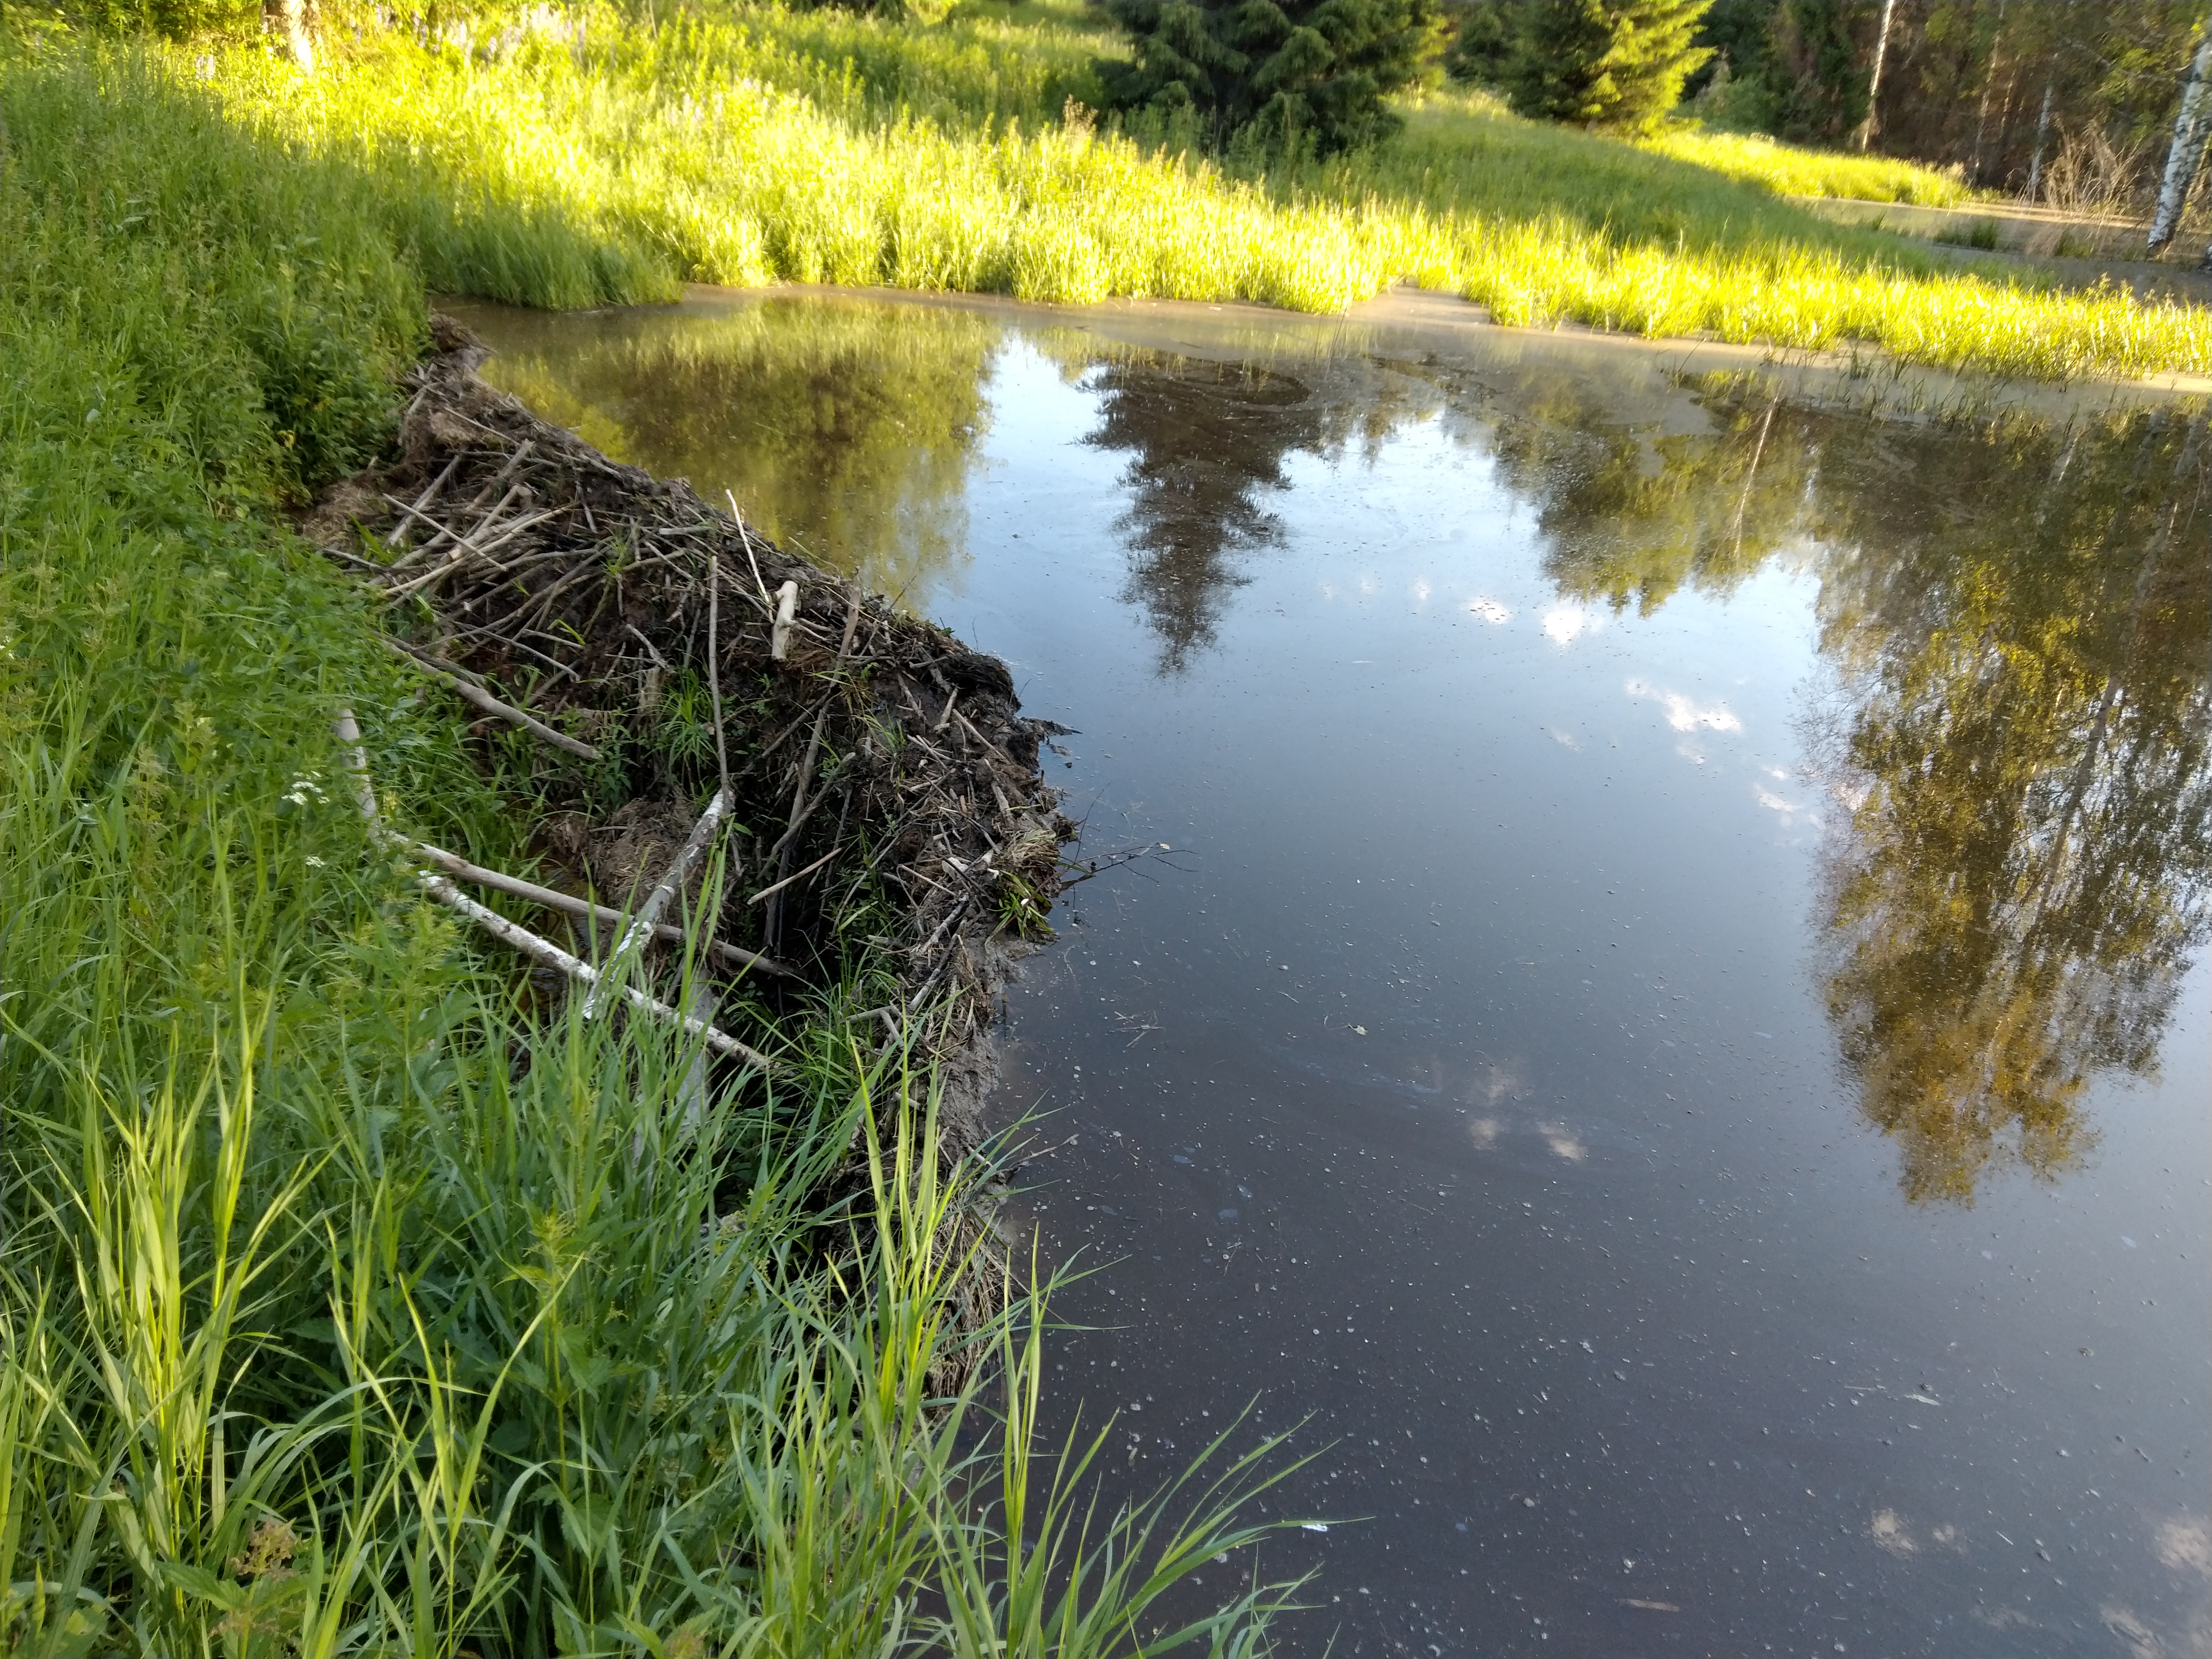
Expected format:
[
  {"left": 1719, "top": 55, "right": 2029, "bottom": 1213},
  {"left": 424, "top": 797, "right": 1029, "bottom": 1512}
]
[
  {"left": 161, "top": 11, "right": 2212, "bottom": 381},
  {"left": 1639, "top": 125, "right": 1975, "bottom": 206}
]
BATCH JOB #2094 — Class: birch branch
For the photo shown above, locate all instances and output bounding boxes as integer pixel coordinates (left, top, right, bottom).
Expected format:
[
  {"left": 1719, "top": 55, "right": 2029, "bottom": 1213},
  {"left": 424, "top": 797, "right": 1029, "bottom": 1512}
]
[
  {"left": 409, "top": 839, "right": 789, "bottom": 977},
  {"left": 385, "top": 639, "right": 601, "bottom": 759},
  {"left": 581, "top": 788, "right": 729, "bottom": 1018}
]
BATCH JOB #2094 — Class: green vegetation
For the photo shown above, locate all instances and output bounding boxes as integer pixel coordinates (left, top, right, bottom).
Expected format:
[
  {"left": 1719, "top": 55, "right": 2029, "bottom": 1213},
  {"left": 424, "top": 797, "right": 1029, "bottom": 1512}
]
[
  {"left": 67, "top": 0, "right": 2190, "bottom": 380},
  {"left": 1096, "top": 0, "right": 1447, "bottom": 157},
  {"left": 1637, "top": 125, "right": 1972, "bottom": 205},
  {"left": 0, "top": 34, "right": 1308, "bottom": 1653},
  {"left": 1496, "top": 0, "right": 1714, "bottom": 135}
]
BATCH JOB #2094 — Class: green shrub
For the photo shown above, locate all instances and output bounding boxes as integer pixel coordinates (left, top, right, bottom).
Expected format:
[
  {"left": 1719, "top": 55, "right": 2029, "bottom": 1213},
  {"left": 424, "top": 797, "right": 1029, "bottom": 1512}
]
[
  {"left": 1500, "top": 0, "right": 1713, "bottom": 135},
  {"left": 1097, "top": 0, "right": 1449, "bottom": 156}
]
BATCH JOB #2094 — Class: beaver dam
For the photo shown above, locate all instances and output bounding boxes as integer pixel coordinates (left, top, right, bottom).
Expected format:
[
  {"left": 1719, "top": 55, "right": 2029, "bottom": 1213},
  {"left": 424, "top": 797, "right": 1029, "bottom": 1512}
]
[{"left": 306, "top": 315, "right": 1076, "bottom": 1133}]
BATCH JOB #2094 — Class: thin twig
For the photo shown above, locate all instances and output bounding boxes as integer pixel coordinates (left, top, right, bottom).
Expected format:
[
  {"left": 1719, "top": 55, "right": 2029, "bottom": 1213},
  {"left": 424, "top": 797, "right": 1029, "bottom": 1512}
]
[
  {"left": 749, "top": 847, "right": 837, "bottom": 905},
  {"left": 583, "top": 789, "right": 729, "bottom": 1018},
  {"left": 708, "top": 564, "right": 732, "bottom": 805},
  {"left": 409, "top": 840, "right": 789, "bottom": 976},
  {"left": 384, "top": 640, "right": 600, "bottom": 759},
  {"left": 385, "top": 453, "right": 464, "bottom": 549}
]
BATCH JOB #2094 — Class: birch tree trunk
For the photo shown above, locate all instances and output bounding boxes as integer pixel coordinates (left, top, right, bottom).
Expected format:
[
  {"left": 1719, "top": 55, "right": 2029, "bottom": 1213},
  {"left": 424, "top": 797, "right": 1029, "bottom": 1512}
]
[
  {"left": 266, "top": 0, "right": 313, "bottom": 72},
  {"left": 2024, "top": 75, "right": 2054, "bottom": 201},
  {"left": 1969, "top": 2, "right": 2009, "bottom": 185},
  {"left": 1855, "top": 0, "right": 1899, "bottom": 152},
  {"left": 2147, "top": 14, "right": 2212, "bottom": 254}
]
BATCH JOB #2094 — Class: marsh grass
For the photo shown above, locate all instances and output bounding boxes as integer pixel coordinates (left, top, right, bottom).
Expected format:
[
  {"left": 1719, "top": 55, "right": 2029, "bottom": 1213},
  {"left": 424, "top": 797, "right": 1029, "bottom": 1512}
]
[
  {"left": 111, "top": 6, "right": 2206, "bottom": 379},
  {"left": 1635, "top": 126, "right": 1973, "bottom": 206},
  {"left": 0, "top": 36, "right": 1305, "bottom": 1653}
]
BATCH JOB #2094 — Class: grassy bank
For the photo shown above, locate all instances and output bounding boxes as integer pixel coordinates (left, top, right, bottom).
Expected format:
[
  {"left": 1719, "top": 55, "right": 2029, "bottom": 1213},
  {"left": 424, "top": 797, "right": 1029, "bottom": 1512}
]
[
  {"left": 1636, "top": 126, "right": 1973, "bottom": 206},
  {"left": 74, "top": 0, "right": 2207, "bottom": 379},
  {"left": 0, "top": 36, "right": 1296, "bottom": 1655}
]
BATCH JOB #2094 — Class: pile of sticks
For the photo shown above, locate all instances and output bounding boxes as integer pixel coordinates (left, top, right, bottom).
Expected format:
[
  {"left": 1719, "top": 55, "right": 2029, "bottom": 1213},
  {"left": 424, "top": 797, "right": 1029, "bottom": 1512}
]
[{"left": 305, "top": 315, "right": 1073, "bottom": 1075}]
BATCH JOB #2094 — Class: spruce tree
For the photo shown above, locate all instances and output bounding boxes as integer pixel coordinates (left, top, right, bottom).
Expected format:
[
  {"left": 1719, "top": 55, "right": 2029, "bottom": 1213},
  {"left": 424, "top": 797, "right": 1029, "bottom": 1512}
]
[
  {"left": 1100, "top": 0, "right": 1448, "bottom": 156},
  {"left": 1501, "top": 0, "right": 1714, "bottom": 133}
]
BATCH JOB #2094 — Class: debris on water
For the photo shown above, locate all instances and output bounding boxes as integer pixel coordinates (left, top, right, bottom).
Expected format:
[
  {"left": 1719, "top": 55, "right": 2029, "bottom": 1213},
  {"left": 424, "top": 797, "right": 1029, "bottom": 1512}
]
[
  {"left": 1353, "top": 1024, "right": 1367, "bottom": 1034},
  {"left": 1302, "top": 1521, "right": 1330, "bottom": 1533},
  {"left": 1623, "top": 1599, "right": 1681, "bottom": 1612},
  {"left": 1522, "top": 1497, "right": 1537, "bottom": 1508},
  {"left": 1238, "top": 1185, "right": 1252, "bottom": 1198}
]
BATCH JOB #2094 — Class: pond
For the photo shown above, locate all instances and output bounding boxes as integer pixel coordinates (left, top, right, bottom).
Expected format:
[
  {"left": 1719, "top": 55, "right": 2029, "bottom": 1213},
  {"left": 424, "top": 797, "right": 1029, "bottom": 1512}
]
[{"left": 453, "top": 288, "right": 2211, "bottom": 1657}]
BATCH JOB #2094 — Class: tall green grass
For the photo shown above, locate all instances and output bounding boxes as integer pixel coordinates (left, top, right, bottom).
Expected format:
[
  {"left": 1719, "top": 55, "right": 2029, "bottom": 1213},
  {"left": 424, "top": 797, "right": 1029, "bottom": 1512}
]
[
  {"left": 1637, "top": 125, "right": 1974, "bottom": 206},
  {"left": 134, "top": 4, "right": 2212, "bottom": 379},
  {"left": 0, "top": 37, "right": 1303, "bottom": 1653}
]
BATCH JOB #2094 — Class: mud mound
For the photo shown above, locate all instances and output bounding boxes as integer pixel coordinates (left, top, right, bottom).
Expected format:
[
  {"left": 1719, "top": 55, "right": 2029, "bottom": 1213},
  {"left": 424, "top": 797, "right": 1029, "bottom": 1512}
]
[{"left": 306, "top": 314, "right": 1074, "bottom": 1093}]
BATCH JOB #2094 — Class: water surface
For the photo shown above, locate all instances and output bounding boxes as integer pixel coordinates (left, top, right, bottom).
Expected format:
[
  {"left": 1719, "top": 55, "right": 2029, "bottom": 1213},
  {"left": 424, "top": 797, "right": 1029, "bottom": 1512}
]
[{"left": 457, "top": 289, "right": 2212, "bottom": 1657}]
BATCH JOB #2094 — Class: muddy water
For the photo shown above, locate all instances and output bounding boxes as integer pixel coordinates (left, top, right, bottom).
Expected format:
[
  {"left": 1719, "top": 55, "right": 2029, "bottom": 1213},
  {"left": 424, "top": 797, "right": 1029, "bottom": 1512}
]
[{"left": 456, "top": 290, "right": 2212, "bottom": 1657}]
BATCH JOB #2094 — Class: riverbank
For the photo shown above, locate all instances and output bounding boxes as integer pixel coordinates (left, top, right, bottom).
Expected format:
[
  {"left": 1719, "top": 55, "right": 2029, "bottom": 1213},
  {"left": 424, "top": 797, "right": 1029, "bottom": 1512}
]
[
  {"left": 32, "top": 5, "right": 2212, "bottom": 382},
  {"left": 0, "top": 35, "right": 1294, "bottom": 1651}
]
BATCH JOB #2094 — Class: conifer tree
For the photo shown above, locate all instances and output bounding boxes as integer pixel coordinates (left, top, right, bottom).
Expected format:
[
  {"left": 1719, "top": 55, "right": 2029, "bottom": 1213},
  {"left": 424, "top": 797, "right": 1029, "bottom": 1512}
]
[
  {"left": 1501, "top": 0, "right": 1713, "bottom": 134},
  {"left": 1099, "top": 0, "right": 1448, "bottom": 156}
]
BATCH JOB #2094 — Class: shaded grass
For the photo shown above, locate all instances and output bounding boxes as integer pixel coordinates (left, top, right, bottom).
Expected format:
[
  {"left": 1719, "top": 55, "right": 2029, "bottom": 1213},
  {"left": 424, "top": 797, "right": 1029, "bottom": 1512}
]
[
  {"left": 0, "top": 35, "right": 1305, "bottom": 1654},
  {"left": 129, "top": 6, "right": 2212, "bottom": 379}
]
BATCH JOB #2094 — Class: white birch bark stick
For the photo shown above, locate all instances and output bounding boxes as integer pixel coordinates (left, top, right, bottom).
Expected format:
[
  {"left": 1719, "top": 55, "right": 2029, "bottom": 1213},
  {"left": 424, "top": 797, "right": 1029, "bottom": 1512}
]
[
  {"left": 420, "top": 875, "right": 771, "bottom": 1070},
  {"left": 581, "top": 788, "right": 728, "bottom": 1018},
  {"left": 2149, "top": 20, "right": 2212, "bottom": 253}
]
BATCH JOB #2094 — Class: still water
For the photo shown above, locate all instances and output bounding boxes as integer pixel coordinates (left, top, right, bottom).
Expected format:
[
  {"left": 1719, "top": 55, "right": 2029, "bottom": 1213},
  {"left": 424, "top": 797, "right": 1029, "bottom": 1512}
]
[{"left": 456, "top": 289, "right": 2211, "bottom": 1656}]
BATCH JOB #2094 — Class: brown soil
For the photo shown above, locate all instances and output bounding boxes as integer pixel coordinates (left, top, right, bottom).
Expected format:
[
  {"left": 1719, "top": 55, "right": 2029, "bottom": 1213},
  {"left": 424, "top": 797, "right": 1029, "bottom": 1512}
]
[{"left": 303, "top": 314, "right": 1075, "bottom": 1128}]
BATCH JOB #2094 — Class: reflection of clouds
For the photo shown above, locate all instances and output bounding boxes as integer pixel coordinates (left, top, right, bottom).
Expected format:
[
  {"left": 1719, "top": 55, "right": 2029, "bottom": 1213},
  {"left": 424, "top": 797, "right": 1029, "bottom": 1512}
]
[
  {"left": 1542, "top": 603, "right": 1598, "bottom": 646},
  {"left": 1548, "top": 728, "right": 1582, "bottom": 751},
  {"left": 1676, "top": 741, "right": 1708, "bottom": 766},
  {"left": 1627, "top": 679, "right": 1743, "bottom": 733},
  {"left": 1470, "top": 1060, "right": 1526, "bottom": 1104},
  {"left": 1411, "top": 577, "right": 1431, "bottom": 604},
  {"left": 1466, "top": 596, "right": 1513, "bottom": 624},
  {"left": 1539, "top": 1124, "right": 1586, "bottom": 1162},
  {"left": 1870, "top": 1510, "right": 1917, "bottom": 1555},
  {"left": 2158, "top": 1517, "right": 2212, "bottom": 1579},
  {"left": 1468, "top": 1117, "right": 1501, "bottom": 1149},
  {"left": 1754, "top": 784, "right": 1822, "bottom": 829}
]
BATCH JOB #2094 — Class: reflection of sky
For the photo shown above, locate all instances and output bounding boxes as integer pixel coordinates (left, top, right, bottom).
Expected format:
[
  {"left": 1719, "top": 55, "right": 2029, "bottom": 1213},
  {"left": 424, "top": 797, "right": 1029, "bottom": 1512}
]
[
  {"left": 455, "top": 301, "right": 2211, "bottom": 1659},
  {"left": 952, "top": 339, "right": 2207, "bottom": 1658}
]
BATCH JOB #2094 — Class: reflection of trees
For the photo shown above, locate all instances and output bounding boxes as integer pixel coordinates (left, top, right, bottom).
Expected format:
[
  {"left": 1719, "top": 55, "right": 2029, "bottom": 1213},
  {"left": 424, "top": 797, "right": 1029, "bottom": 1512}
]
[
  {"left": 1480, "top": 375, "right": 1819, "bottom": 612},
  {"left": 1077, "top": 348, "right": 1433, "bottom": 673},
  {"left": 480, "top": 299, "right": 997, "bottom": 612},
  {"left": 1811, "top": 409, "right": 2212, "bottom": 1203},
  {"left": 1082, "top": 354, "right": 1320, "bottom": 673},
  {"left": 1469, "top": 376, "right": 2212, "bottom": 1204}
]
